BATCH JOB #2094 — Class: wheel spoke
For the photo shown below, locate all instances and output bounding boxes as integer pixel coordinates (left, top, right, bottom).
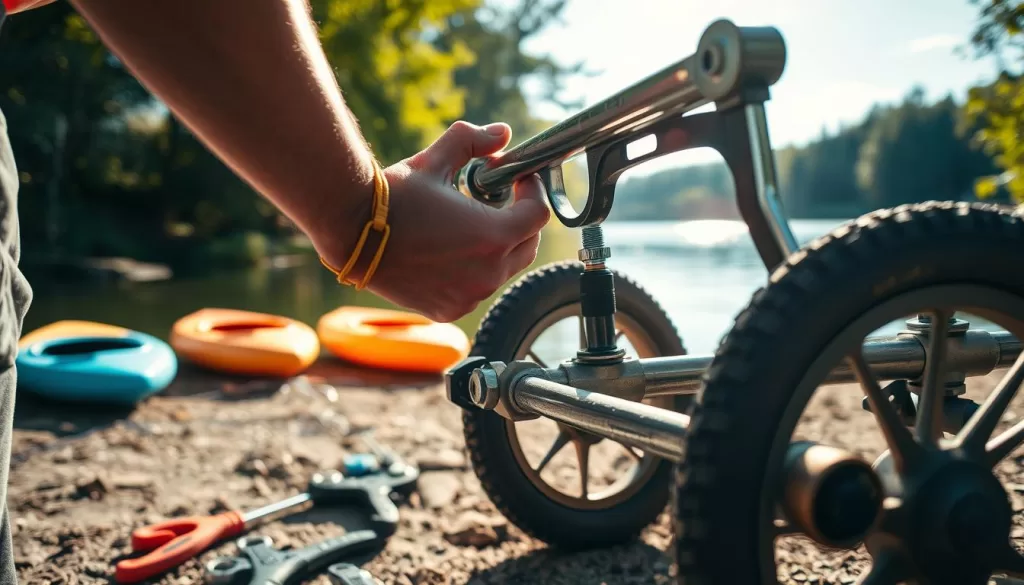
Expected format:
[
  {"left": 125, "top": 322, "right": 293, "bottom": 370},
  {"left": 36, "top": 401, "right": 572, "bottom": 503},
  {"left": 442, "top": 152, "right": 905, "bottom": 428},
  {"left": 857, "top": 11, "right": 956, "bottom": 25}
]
[
  {"left": 621, "top": 443, "right": 642, "bottom": 461},
  {"left": 987, "top": 418, "right": 1024, "bottom": 466},
  {"left": 915, "top": 310, "right": 951, "bottom": 446},
  {"left": 574, "top": 438, "right": 591, "bottom": 500},
  {"left": 849, "top": 351, "right": 921, "bottom": 471},
  {"left": 526, "top": 350, "right": 549, "bottom": 369},
  {"left": 957, "top": 351, "right": 1024, "bottom": 458},
  {"left": 536, "top": 430, "right": 571, "bottom": 473},
  {"left": 855, "top": 550, "right": 905, "bottom": 585}
]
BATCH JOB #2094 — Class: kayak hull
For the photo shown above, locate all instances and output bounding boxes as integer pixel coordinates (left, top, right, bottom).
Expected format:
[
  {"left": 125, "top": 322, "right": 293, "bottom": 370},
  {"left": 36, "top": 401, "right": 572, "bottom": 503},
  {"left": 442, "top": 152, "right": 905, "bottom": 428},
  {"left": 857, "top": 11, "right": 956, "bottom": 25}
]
[
  {"left": 171, "top": 308, "right": 320, "bottom": 377},
  {"left": 17, "top": 322, "right": 178, "bottom": 405},
  {"left": 317, "top": 306, "right": 470, "bottom": 373}
]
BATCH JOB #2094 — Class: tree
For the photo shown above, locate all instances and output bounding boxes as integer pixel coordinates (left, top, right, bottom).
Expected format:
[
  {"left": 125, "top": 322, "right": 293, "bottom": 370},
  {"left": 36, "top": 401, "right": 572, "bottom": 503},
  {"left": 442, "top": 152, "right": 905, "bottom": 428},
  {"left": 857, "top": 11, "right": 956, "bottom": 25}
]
[
  {"left": 0, "top": 0, "right": 484, "bottom": 270},
  {"left": 961, "top": 0, "right": 1024, "bottom": 202},
  {"left": 435, "top": 0, "right": 591, "bottom": 139}
]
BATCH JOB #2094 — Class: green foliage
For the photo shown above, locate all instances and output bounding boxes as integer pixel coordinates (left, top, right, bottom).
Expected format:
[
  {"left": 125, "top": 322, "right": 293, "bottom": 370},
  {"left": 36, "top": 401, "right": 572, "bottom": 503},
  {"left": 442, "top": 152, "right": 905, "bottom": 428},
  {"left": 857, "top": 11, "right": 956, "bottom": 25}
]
[
  {"left": 310, "top": 0, "right": 480, "bottom": 163},
  {"left": 962, "top": 0, "right": 1024, "bottom": 202},
  {"left": 3, "top": 0, "right": 580, "bottom": 276},
  {"left": 435, "top": 0, "right": 590, "bottom": 138}
]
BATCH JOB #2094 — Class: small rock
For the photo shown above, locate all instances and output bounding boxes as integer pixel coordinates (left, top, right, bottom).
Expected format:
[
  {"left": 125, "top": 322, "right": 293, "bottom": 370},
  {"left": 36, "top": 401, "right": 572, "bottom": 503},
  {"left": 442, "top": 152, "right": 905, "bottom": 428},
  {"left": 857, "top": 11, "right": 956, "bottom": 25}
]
[
  {"left": 75, "top": 475, "right": 109, "bottom": 500},
  {"left": 416, "top": 449, "right": 466, "bottom": 471},
  {"left": 251, "top": 477, "right": 273, "bottom": 498},
  {"left": 411, "top": 565, "right": 446, "bottom": 585},
  {"left": 51, "top": 446, "right": 74, "bottom": 464},
  {"left": 418, "top": 472, "right": 461, "bottom": 509},
  {"left": 443, "top": 511, "right": 507, "bottom": 548},
  {"left": 114, "top": 473, "right": 154, "bottom": 490}
]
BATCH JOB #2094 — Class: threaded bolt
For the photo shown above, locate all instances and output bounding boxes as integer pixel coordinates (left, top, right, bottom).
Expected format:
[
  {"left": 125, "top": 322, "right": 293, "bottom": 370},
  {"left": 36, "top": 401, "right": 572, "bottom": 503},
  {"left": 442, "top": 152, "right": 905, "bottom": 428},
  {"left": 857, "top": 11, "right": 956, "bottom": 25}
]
[{"left": 582, "top": 225, "right": 605, "bottom": 249}]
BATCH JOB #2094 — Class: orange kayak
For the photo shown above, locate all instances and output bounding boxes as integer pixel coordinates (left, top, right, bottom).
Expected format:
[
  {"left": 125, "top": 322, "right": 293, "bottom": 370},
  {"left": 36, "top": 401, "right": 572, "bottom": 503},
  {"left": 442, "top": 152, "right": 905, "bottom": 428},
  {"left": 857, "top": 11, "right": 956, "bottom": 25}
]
[
  {"left": 316, "top": 306, "right": 469, "bottom": 373},
  {"left": 170, "top": 308, "right": 320, "bottom": 377},
  {"left": 18, "top": 320, "right": 129, "bottom": 347}
]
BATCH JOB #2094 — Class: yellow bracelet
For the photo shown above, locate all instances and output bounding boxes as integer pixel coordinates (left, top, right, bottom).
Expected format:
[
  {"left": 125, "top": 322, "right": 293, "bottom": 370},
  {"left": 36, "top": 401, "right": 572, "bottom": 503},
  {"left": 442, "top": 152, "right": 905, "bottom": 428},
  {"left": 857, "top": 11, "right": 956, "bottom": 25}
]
[{"left": 318, "top": 159, "right": 391, "bottom": 290}]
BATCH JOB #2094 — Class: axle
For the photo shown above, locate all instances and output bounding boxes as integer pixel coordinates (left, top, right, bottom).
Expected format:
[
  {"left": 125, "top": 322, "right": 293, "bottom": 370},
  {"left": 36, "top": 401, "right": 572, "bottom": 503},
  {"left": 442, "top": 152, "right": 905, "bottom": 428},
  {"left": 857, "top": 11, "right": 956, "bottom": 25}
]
[{"left": 446, "top": 326, "right": 1021, "bottom": 462}]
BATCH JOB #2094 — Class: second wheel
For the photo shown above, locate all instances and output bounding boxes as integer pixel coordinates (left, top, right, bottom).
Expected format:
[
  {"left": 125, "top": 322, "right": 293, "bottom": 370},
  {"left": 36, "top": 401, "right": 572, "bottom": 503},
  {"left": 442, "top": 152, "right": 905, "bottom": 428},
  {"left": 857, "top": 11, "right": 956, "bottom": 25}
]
[{"left": 462, "top": 260, "right": 689, "bottom": 550}]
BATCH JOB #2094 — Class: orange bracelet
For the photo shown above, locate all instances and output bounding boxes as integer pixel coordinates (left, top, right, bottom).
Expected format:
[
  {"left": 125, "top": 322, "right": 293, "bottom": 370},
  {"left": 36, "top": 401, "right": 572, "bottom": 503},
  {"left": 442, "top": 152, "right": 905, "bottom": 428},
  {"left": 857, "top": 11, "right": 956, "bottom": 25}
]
[{"left": 318, "top": 159, "right": 391, "bottom": 290}]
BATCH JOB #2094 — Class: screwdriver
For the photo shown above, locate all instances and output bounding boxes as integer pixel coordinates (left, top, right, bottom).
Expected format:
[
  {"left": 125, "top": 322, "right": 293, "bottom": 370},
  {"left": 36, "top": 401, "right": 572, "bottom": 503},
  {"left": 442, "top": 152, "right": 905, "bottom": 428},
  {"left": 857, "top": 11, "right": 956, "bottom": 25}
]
[
  {"left": 115, "top": 491, "right": 315, "bottom": 583},
  {"left": 116, "top": 453, "right": 418, "bottom": 584}
]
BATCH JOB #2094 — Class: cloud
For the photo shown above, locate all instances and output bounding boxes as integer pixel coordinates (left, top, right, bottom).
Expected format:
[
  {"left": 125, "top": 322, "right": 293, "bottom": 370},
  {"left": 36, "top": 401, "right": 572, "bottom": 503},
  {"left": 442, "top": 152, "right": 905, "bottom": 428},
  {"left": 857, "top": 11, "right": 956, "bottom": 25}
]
[{"left": 908, "top": 34, "right": 962, "bottom": 54}]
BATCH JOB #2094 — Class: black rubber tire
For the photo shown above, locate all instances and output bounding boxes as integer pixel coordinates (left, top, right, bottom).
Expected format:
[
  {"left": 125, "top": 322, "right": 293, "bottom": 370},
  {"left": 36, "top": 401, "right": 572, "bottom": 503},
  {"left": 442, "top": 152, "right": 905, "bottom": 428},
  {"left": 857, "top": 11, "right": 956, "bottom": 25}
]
[
  {"left": 463, "top": 260, "right": 689, "bottom": 550},
  {"left": 673, "top": 202, "right": 1024, "bottom": 585}
]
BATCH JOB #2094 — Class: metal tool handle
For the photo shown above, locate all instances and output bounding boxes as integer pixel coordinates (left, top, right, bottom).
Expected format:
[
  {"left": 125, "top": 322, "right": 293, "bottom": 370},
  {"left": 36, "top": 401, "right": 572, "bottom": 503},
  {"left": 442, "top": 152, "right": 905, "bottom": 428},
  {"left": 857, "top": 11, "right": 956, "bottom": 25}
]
[
  {"left": 328, "top": 563, "right": 378, "bottom": 585},
  {"left": 293, "top": 530, "right": 380, "bottom": 574},
  {"left": 456, "top": 18, "right": 787, "bottom": 226}
]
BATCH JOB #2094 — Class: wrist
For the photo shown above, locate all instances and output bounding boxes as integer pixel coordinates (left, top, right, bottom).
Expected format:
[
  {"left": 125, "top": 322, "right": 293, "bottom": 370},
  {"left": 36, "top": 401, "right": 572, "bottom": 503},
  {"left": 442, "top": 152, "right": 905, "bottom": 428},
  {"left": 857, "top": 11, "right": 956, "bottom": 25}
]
[
  {"left": 305, "top": 151, "right": 381, "bottom": 284},
  {"left": 307, "top": 153, "right": 391, "bottom": 286}
]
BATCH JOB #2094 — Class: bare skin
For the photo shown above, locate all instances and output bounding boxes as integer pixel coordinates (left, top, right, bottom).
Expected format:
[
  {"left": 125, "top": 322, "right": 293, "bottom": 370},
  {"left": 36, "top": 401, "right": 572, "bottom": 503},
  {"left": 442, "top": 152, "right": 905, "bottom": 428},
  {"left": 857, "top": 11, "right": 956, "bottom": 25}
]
[{"left": 66, "top": 0, "right": 551, "bottom": 322}]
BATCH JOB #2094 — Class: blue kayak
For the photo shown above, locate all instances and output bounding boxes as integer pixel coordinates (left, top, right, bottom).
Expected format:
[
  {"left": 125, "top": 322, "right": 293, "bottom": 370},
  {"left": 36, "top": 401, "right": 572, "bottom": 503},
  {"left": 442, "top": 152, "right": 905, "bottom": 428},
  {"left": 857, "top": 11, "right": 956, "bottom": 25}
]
[{"left": 16, "top": 326, "right": 178, "bottom": 405}]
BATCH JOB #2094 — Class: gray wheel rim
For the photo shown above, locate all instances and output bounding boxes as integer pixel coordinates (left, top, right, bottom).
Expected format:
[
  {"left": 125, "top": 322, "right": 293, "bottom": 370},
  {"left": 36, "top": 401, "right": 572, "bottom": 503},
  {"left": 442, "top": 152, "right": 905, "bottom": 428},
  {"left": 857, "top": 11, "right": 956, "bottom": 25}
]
[{"left": 503, "top": 302, "right": 673, "bottom": 510}]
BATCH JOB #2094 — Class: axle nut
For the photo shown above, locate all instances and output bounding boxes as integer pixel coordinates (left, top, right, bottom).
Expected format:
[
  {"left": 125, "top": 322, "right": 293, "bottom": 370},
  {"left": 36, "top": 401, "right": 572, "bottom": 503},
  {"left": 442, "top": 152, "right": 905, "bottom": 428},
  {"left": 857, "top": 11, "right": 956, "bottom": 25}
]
[
  {"left": 578, "top": 246, "right": 611, "bottom": 264},
  {"left": 469, "top": 366, "right": 501, "bottom": 410}
]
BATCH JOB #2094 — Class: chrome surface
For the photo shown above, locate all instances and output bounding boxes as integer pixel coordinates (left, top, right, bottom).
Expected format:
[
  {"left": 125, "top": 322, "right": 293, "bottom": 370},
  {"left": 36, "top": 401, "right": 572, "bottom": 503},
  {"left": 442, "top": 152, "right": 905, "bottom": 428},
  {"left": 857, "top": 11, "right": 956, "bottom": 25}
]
[
  {"left": 744, "top": 103, "right": 799, "bottom": 258},
  {"left": 511, "top": 376, "right": 690, "bottom": 462}
]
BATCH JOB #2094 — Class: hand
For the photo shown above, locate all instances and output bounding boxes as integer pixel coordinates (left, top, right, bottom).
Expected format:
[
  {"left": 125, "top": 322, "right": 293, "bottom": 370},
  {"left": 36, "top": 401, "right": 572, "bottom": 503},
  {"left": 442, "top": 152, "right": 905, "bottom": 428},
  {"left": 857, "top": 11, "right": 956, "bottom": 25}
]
[{"left": 317, "top": 121, "right": 551, "bottom": 323}]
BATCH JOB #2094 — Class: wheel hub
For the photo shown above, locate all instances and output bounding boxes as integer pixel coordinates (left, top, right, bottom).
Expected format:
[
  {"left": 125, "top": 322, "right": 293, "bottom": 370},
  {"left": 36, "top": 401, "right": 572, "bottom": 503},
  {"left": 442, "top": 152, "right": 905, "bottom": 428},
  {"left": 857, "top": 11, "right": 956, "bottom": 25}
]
[{"left": 873, "top": 453, "right": 1013, "bottom": 585}]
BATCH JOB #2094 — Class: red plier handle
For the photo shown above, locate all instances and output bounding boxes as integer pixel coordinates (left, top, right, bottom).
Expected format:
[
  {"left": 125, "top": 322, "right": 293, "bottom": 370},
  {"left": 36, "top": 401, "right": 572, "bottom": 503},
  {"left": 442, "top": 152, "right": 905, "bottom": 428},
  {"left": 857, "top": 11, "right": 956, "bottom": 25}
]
[
  {"left": 2, "top": 0, "right": 58, "bottom": 15},
  {"left": 114, "top": 511, "right": 246, "bottom": 583}
]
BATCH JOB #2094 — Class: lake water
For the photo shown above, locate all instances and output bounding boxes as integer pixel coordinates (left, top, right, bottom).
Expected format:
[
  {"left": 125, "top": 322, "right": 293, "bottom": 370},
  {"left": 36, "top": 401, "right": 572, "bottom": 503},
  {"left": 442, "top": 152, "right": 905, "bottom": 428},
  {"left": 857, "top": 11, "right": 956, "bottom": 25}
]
[{"left": 21, "top": 217, "right": 957, "bottom": 357}]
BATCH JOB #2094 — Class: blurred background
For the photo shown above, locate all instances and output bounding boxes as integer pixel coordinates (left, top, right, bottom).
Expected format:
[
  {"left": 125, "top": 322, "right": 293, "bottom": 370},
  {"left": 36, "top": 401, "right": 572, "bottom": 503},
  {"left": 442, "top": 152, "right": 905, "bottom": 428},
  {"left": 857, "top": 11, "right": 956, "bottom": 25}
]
[{"left": 1, "top": 0, "right": 1021, "bottom": 354}]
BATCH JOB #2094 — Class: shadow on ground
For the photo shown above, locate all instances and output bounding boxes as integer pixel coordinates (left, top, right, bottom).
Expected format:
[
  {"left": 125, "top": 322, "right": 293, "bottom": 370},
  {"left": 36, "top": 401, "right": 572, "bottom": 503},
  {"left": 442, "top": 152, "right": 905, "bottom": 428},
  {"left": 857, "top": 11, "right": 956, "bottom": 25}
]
[{"left": 463, "top": 540, "right": 673, "bottom": 585}]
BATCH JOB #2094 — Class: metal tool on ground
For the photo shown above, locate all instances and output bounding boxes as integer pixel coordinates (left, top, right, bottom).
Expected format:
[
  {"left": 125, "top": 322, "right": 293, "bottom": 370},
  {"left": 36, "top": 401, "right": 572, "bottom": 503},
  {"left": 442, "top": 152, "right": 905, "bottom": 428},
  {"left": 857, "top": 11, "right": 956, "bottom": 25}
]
[
  {"left": 116, "top": 449, "right": 419, "bottom": 583},
  {"left": 204, "top": 531, "right": 380, "bottom": 585},
  {"left": 327, "top": 562, "right": 379, "bottom": 585}
]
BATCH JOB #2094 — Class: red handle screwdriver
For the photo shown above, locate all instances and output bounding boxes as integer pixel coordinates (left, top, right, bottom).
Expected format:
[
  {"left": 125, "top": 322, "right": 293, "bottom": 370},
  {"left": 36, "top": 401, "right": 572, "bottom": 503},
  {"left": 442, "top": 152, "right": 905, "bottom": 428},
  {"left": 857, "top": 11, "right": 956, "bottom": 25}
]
[{"left": 115, "top": 492, "right": 313, "bottom": 583}]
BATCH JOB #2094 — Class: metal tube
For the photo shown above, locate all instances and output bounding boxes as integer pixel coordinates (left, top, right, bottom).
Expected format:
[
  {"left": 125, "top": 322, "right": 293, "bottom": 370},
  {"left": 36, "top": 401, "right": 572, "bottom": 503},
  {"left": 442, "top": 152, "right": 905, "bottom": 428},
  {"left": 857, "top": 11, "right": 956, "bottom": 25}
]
[
  {"left": 470, "top": 56, "right": 706, "bottom": 198},
  {"left": 744, "top": 103, "right": 799, "bottom": 257},
  {"left": 511, "top": 377, "right": 689, "bottom": 462},
  {"left": 458, "top": 20, "right": 788, "bottom": 202},
  {"left": 637, "top": 329, "right": 1021, "bottom": 398}
]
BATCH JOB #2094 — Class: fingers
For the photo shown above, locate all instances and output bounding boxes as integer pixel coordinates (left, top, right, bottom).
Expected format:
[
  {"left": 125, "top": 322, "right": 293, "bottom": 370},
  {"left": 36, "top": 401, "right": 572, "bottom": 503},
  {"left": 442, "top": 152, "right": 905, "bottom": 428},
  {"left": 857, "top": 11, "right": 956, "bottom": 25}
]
[
  {"left": 505, "top": 232, "right": 542, "bottom": 280},
  {"left": 501, "top": 173, "right": 551, "bottom": 242},
  {"left": 412, "top": 121, "right": 511, "bottom": 178}
]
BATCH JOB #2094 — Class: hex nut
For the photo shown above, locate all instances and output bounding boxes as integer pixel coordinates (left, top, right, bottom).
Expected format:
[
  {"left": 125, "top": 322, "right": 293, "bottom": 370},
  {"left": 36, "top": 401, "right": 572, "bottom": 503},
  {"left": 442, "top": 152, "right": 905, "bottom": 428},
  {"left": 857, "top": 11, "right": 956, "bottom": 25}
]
[{"left": 469, "top": 364, "right": 501, "bottom": 410}]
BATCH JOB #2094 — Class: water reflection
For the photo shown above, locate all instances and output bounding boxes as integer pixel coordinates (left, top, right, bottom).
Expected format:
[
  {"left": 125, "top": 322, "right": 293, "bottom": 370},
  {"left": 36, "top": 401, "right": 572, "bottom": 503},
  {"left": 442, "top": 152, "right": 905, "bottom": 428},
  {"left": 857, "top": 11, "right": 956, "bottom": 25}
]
[{"left": 21, "top": 218, "right": 999, "bottom": 357}]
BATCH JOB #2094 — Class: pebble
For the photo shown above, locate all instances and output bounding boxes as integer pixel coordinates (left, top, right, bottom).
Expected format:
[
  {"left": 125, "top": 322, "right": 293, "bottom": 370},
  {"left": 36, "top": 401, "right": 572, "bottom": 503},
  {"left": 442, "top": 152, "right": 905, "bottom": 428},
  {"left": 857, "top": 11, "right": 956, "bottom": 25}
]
[
  {"left": 416, "top": 448, "right": 467, "bottom": 471},
  {"left": 418, "top": 472, "right": 461, "bottom": 509},
  {"left": 443, "top": 511, "right": 507, "bottom": 548}
]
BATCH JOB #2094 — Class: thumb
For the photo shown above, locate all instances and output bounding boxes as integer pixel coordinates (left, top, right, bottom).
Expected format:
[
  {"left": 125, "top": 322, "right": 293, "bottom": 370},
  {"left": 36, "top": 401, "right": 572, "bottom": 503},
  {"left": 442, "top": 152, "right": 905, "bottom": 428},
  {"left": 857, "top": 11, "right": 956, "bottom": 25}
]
[
  {"left": 501, "top": 174, "right": 551, "bottom": 241},
  {"left": 413, "top": 121, "right": 511, "bottom": 177}
]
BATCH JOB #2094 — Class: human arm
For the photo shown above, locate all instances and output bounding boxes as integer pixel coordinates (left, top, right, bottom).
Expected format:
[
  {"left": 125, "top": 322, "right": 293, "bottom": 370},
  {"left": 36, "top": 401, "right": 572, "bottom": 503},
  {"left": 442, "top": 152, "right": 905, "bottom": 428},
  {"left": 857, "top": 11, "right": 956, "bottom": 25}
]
[{"left": 67, "top": 0, "right": 550, "bottom": 321}]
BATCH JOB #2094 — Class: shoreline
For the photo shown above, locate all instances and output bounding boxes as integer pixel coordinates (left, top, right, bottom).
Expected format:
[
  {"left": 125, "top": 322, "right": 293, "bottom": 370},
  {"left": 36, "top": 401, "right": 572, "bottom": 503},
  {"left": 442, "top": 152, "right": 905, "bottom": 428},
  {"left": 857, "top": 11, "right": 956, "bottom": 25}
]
[{"left": 8, "top": 360, "right": 1024, "bottom": 583}]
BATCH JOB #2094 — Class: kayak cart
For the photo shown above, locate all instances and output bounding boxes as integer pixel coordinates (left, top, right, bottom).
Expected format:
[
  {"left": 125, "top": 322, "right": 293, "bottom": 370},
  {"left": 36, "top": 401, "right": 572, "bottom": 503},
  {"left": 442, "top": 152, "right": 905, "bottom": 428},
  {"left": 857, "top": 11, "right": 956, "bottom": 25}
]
[{"left": 445, "top": 18, "right": 1024, "bottom": 585}]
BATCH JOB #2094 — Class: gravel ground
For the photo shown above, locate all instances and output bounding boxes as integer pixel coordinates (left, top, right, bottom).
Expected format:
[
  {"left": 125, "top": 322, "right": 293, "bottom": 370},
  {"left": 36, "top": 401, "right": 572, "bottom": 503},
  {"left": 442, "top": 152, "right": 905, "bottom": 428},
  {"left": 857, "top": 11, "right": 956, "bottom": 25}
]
[{"left": 6, "top": 359, "right": 1021, "bottom": 585}]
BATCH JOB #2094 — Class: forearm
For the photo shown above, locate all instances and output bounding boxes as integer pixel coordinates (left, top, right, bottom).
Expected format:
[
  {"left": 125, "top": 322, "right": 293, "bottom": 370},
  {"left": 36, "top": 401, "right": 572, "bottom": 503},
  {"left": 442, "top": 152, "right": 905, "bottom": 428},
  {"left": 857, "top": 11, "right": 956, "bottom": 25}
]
[{"left": 68, "top": 0, "right": 375, "bottom": 242}]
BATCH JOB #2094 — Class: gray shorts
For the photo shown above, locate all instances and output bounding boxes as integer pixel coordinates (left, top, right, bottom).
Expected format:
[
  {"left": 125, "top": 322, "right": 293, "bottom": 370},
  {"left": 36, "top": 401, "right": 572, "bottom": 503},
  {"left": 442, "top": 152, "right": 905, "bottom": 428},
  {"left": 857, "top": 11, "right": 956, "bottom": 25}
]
[{"left": 0, "top": 98, "right": 37, "bottom": 584}]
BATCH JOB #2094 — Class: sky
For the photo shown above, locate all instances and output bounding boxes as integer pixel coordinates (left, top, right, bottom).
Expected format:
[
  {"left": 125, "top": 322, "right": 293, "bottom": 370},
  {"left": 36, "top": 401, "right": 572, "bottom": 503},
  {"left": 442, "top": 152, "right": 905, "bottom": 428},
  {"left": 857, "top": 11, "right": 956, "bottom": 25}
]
[{"left": 513, "top": 0, "right": 1002, "bottom": 169}]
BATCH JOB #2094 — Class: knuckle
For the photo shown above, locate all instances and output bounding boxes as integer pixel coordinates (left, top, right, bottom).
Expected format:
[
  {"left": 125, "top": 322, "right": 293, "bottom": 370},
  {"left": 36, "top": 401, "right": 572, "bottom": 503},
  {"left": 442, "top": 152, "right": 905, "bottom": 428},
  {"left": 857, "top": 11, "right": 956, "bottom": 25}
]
[{"left": 447, "top": 120, "right": 474, "bottom": 136}]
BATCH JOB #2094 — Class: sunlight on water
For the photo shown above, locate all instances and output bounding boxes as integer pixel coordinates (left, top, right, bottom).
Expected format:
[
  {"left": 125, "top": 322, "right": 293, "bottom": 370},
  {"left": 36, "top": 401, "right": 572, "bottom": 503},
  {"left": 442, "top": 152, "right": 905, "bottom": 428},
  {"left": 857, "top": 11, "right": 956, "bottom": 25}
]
[
  {"left": 22, "top": 218, "right": 1002, "bottom": 362},
  {"left": 670, "top": 219, "right": 749, "bottom": 248}
]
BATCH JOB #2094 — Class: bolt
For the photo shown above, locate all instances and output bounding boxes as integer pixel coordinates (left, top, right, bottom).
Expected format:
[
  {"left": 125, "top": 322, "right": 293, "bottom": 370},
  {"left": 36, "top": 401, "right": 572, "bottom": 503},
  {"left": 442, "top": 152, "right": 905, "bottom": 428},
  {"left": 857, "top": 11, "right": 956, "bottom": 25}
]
[
  {"left": 579, "top": 225, "right": 611, "bottom": 268},
  {"left": 468, "top": 365, "right": 501, "bottom": 410}
]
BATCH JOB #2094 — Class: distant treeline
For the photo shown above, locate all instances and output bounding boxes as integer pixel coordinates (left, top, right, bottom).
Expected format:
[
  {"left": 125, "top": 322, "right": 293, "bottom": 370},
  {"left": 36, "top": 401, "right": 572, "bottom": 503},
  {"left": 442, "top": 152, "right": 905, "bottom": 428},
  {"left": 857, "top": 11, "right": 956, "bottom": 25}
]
[{"left": 610, "top": 88, "right": 1006, "bottom": 222}]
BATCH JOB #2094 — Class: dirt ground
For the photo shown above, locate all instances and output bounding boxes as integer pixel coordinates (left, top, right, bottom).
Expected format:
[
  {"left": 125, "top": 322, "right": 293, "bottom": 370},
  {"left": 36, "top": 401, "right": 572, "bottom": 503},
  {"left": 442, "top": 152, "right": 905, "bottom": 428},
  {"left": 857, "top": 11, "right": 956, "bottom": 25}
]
[{"left": 6, "top": 358, "right": 1022, "bottom": 585}]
